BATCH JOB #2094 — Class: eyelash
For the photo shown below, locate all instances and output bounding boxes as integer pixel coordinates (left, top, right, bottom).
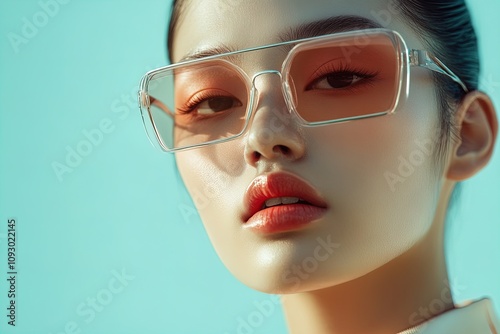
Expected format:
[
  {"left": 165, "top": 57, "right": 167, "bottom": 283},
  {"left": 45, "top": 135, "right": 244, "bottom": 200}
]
[
  {"left": 177, "top": 91, "right": 235, "bottom": 116},
  {"left": 306, "top": 63, "right": 379, "bottom": 90}
]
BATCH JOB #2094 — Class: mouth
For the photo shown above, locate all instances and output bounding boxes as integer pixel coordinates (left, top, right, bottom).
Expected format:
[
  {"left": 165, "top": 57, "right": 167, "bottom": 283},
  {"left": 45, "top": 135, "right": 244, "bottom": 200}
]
[
  {"left": 242, "top": 172, "right": 328, "bottom": 234},
  {"left": 261, "top": 197, "right": 311, "bottom": 209}
]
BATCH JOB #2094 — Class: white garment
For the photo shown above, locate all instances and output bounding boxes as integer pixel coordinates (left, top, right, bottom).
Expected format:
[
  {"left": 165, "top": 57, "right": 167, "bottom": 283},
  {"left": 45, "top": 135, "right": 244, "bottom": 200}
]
[{"left": 398, "top": 298, "right": 499, "bottom": 334}]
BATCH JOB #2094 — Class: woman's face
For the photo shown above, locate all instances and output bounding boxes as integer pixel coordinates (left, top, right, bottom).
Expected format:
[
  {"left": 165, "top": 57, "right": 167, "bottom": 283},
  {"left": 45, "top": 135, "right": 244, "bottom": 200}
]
[{"left": 173, "top": 0, "right": 448, "bottom": 293}]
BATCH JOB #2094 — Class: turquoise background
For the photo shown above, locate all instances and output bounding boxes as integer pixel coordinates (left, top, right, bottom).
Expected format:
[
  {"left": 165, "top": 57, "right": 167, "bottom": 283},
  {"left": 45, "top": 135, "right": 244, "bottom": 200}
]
[{"left": 0, "top": 1, "right": 499, "bottom": 333}]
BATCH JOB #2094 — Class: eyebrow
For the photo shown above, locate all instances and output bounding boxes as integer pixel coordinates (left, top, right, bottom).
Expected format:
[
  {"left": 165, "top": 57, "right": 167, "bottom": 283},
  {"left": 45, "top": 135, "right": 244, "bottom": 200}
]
[
  {"left": 178, "top": 15, "right": 382, "bottom": 62},
  {"left": 179, "top": 45, "right": 236, "bottom": 62},
  {"left": 280, "top": 15, "right": 383, "bottom": 41}
]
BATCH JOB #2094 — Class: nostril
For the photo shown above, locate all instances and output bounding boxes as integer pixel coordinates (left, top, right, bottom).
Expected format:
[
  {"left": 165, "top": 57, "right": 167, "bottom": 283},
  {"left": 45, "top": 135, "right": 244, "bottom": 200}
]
[
  {"left": 249, "top": 145, "right": 291, "bottom": 164},
  {"left": 274, "top": 145, "right": 291, "bottom": 156},
  {"left": 252, "top": 151, "right": 261, "bottom": 161}
]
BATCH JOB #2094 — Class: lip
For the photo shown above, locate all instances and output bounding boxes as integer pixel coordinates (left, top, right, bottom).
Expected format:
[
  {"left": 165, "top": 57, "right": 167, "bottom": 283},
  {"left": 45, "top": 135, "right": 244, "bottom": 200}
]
[{"left": 242, "top": 171, "right": 328, "bottom": 234}]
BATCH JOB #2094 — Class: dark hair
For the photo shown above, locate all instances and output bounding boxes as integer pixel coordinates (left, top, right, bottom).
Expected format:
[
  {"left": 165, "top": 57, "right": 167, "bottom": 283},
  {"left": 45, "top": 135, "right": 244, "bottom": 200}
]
[
  {"left": 395, "top": 1, "right": 479, "bottom": 163},
  {"left": 166, "top": 0, "right": 480, "bottom": 206}
]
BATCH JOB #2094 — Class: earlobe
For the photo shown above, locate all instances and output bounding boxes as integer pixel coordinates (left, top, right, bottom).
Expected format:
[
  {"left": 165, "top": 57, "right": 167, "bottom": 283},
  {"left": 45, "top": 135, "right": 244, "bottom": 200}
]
[{"left": 446, "top": 91, "right": 498, "bottom": 181}]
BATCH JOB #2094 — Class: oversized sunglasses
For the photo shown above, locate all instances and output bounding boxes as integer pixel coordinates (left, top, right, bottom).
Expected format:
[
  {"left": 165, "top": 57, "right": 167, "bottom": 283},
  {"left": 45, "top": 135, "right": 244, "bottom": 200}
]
[{"left": 138, "top": 28, "right": 468, "bottom": 152}]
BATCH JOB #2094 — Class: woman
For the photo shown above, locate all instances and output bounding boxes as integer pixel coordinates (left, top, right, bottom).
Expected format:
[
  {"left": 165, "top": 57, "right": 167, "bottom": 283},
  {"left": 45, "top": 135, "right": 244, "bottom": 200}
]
[{"left": 138, "top": 0, "right": 499, "bottom": 332}]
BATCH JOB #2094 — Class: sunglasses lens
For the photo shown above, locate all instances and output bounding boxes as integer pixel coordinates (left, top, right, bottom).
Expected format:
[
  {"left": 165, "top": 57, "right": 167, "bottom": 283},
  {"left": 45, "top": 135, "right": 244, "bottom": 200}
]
[
  {"left": 287, "top": 32, "right": 401, "bottom": 123},
  {"left": 145, "top": 60, "right": 250, "bottom": 150}
]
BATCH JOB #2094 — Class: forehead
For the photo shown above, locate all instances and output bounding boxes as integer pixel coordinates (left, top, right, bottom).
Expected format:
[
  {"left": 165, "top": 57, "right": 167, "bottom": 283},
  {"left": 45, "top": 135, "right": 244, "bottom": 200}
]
[{"left": 172, "top": 0, "right": 425, "bottom": 63}]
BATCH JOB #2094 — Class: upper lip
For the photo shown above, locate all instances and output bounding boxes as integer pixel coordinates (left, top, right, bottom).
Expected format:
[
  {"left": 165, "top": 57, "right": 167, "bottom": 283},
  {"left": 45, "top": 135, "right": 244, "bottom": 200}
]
[{"left": 242, "top": 171, "right": 328, "bottom": 222}]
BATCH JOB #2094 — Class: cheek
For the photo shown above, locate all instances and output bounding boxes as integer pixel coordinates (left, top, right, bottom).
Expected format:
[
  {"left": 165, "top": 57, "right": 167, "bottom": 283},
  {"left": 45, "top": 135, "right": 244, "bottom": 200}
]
[
  {"left": 176, "top": 142, "right": 245, "bottom": 214},
  {"left": 301, "top": 87, "right": 443, "bottom": 278},
  {"left": 175, "top": 140, "right": 249, "bottom": 244}
]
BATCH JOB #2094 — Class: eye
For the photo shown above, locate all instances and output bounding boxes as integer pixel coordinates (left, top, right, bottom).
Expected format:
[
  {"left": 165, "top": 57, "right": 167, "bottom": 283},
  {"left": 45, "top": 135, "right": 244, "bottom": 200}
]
[
  {"left": 178, "top": 92, "right": 243, "bottom": 116},
  {"left": 306, "top": 68, "right": 378, "bottom": 91},
  {"left": 197, "top": 96, "right": 242, "bottom": 114},
  {"left": 312, "top": 72, "right": 363, "bottom": 89}
]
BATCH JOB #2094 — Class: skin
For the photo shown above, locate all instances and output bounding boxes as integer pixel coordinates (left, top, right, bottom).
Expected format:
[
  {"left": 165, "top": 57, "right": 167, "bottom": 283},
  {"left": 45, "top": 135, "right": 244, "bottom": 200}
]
[{"left": 171, "top": 0, "right": 498, "bottom": 333}]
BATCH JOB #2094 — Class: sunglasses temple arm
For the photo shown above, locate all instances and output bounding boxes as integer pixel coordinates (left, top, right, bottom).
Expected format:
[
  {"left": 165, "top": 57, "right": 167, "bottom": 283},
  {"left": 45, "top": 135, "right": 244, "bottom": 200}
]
[{"left": 409, "top": 49, "right": 469, "bottom": 93}]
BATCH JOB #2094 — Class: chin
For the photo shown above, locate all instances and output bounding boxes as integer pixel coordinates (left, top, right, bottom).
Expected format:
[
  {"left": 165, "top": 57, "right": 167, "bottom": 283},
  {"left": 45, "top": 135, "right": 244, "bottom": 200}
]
[{"left": 223, "top": 255, "right": 367, "bottom": 295}]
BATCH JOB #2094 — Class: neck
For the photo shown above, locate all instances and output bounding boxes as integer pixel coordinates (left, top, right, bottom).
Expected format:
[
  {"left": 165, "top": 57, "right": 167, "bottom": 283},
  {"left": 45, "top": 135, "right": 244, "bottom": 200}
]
[{"left": 282, "top": 212, "right": 454, "bottom": 334}]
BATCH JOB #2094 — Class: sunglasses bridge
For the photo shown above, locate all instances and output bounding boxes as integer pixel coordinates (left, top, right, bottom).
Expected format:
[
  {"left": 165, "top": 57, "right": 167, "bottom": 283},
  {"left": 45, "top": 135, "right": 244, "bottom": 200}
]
[{"left": 248, "top": 69, "right": 297, "bottom": 120}]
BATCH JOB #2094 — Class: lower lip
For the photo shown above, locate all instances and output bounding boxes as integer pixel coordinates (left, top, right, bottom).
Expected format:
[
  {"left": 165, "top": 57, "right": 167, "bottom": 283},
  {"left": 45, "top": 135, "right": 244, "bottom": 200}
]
[{"left": 244, "top": 204, "right": 327, "bottom": 234}]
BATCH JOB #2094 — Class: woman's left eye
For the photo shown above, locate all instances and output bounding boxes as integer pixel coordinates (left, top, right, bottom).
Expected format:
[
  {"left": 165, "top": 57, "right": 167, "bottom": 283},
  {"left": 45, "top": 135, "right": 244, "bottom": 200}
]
[{"left": 307, "top": 71, "right": 374, "bottom": 90}]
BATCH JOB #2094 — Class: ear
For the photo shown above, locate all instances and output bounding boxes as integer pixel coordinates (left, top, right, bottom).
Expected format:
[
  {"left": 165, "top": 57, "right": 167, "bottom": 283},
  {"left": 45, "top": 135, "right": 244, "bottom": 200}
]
[{"left": 446, "top": 91, "right": 498, "bottom": 181}]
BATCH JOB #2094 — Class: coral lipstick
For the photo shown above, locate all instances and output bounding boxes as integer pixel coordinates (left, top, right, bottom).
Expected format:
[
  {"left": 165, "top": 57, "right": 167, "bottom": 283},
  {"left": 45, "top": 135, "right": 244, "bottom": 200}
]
[{"left": 242, "top": 172, "right": 328, "bottom": 234}]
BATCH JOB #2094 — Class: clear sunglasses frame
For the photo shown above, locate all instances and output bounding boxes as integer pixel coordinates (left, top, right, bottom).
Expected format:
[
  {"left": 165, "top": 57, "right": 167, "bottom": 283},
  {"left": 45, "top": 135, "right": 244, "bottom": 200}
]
[{"left": 138, "top": 28, "right": 468, "bottom": 153}]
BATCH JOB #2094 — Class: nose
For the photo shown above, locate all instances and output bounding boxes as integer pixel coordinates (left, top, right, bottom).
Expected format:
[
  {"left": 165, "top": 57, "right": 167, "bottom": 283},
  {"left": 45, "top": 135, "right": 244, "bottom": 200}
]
[{"left": 244, "top": 71, "right": 306, "bottom": 167}]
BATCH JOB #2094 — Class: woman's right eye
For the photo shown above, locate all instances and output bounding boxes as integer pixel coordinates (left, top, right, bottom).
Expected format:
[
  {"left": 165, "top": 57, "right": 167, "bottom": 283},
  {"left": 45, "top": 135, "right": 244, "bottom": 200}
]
[
  {"left": 196, "top": 96, "right": 242, "bottom": 115},
  {"left": 178, "top": 94, "right": 243, "bottom": 117}
]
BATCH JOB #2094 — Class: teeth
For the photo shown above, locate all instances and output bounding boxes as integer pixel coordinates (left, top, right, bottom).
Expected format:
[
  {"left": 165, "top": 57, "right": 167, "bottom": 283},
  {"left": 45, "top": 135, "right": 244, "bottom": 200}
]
[
  {"left": 282, "top": 197, "right": 300, "bottom": 204},
  {"left": 265, "top": 197, "right": 300, "bottom": 208},
  {"left": 265, "top": 198, "right": 282, "bottom": 207}
]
